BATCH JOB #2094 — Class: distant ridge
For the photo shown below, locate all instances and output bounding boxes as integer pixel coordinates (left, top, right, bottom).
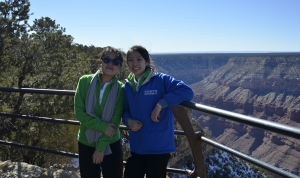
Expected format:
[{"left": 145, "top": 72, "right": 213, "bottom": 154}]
[{"left": 151, "top": 52, "right": 300, "bottom": 57}]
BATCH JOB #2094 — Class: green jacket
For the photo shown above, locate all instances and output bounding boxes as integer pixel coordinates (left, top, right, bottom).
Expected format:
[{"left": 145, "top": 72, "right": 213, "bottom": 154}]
[{"left": 74, "top": 73, "right": 124, "bottom": 152}]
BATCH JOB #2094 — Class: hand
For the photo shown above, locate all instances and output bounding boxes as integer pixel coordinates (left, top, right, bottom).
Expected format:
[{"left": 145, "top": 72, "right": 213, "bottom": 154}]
[
  {"left": 104, "top": 123, "right": 115, "bottom": 138},
  {"left": 151, "top": 104, "right": 162, "bottom": 122},
  {"left": 92, "top": 150, "right": 104, "bottom": 164},
  {"left": 128, "top": 119, "right": 143, "bottom": 131}
]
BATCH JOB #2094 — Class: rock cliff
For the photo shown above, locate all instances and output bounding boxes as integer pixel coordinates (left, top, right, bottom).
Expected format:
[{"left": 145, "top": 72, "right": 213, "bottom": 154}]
[
  {"left": 152, "top": 53, "right": 300, "bottom": 176},
  {"left": 152, "top": 53, "right": 229, "bottom": 84}
]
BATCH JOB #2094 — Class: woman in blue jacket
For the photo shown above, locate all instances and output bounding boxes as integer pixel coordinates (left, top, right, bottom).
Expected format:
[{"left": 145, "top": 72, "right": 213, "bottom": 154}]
[{"left": 122, "top": 45, "right": 194, "bottom": 178}]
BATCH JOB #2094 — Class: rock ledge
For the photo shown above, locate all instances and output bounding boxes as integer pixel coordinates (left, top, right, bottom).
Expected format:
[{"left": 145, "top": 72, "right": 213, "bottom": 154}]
[{"left": 0, "top": 160, "right": 80, "bottom": 178}]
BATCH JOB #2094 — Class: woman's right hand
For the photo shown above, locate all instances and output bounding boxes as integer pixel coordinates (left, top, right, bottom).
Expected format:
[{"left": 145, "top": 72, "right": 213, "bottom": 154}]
[
  {"left": 104, "top": 123, "right": 116, "bottom": 137},
  {"left": 128, "top": 119, "right": 143, "bottom": 131},
  {"left": 93, "top": 150, "right": 104, "bottom": 164}
]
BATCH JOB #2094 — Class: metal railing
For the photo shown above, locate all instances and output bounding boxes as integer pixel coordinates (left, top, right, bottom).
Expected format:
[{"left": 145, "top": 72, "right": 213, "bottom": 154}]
[{"left": 1, "top": 87, "right": 300, "bottom": 178}]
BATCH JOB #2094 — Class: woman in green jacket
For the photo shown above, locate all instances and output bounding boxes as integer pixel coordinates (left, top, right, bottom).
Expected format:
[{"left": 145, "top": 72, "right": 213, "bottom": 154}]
[{"left": 74, "top": 46, "right": 124, "bottom": 178}]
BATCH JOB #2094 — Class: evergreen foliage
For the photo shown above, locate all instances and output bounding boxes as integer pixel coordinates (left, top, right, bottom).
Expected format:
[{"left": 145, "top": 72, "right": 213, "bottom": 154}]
[{"left": 0, "top": 0, "right": 129, "bottom": 167}]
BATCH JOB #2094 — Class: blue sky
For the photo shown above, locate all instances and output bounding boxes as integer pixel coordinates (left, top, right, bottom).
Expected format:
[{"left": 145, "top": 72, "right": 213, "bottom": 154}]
[{"left": 29, "top": 0, "right": 300, "bottom": 53}]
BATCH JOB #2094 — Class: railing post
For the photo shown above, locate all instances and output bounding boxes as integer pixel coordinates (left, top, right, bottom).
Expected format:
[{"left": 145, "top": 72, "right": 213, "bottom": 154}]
[{"left": 172, "top": 105, "right": 207, "bottom": 178}]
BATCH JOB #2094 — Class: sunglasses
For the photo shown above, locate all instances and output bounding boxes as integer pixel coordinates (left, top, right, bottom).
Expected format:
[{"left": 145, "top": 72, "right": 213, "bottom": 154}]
[{"left": 101, "top": 56, "right": 122, "bottom": 66}]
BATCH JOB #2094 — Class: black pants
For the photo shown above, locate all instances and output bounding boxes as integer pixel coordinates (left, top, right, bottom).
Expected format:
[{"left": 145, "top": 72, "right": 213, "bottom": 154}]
[
  {"left": 124, "top": 152, "right": 170, "bottom": 178},
  {"left": 78, "top": 139, "right": 123, "bottom": 178}
]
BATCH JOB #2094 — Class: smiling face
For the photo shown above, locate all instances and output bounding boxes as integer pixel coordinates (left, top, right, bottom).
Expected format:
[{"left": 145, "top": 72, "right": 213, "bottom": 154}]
[
  {"left": 101, "top": 52, "right": 122, "bottom": 77},
  {"left": 127, "top": 50, "right": 149, "bottom": 79}
]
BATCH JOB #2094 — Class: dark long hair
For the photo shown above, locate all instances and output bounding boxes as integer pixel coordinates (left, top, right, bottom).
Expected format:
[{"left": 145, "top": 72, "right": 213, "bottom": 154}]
[{"left": 126, "top": 45, "right": 155, "bottom": 71}]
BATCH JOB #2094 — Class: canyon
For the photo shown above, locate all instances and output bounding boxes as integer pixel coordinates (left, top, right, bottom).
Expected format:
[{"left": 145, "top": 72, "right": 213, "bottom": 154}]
[{"left": 152, "top": 52, "right": 300, "bottom": 176}]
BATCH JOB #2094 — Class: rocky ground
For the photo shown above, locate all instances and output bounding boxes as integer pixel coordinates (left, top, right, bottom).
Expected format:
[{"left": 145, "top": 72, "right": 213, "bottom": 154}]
[{"left": 0, "top": 160, "right": 80, "bottom": 178}]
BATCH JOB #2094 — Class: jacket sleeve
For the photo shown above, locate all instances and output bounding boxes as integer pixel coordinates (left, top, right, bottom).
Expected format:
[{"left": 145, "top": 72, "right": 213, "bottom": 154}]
[
  {"left": 96, "top": 84, "right": 124, "bottom": 152},
  {"left": 122, "top": 84, "right": 131, "bottom": 127},
  {"left": 159, "top": 74, "right": 194, "bottom": 107},
  {"left": 74, "top": 76, "right": 108, "bottom": 133}
]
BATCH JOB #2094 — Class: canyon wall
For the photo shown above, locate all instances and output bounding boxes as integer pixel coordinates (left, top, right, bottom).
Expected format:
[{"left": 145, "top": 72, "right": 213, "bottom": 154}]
[{"left": 152, "top": 53, "right": 300, "bottom": 176}]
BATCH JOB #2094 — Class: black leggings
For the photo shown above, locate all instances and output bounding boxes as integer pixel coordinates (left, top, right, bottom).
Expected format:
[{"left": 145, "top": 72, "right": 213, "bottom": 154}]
[
  {"left": 78, "top": 139, "right": 123, "bottom": 178},
  {"left": 124, "top": 152, "right": 171, "bottom": 178}
]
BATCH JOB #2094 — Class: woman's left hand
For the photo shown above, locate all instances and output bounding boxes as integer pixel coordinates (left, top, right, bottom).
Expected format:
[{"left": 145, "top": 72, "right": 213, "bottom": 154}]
[
  {"left": 151, "top": 104, "right": 162, "bottom": 122},
  {"left": 104, "top": 123, "right": 116, "bottom": 138}
]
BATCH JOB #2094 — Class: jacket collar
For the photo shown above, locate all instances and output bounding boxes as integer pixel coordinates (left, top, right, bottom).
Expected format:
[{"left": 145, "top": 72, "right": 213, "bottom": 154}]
[{"left": 126, "top": 68, "right": 156, "bottom": 92}]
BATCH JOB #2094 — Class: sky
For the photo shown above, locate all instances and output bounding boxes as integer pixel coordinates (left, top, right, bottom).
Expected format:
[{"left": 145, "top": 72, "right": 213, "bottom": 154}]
[{"left": 29, "top": 0, "right": 300, "bottom": 53}]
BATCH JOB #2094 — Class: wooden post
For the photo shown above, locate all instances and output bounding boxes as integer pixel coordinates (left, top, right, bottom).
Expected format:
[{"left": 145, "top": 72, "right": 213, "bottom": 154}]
[{"left": 172, "top": 105, "right": 207, "bottom": 178}]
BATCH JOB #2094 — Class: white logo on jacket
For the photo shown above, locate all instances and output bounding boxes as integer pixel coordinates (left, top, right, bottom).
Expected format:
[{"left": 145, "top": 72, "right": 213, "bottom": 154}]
[{"left": 144, "top": 90, "right": 158, "bottom": 95}]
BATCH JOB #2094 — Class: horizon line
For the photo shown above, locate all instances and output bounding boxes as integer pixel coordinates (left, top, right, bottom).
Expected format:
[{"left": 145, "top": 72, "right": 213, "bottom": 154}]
[{"left": 150, "top": 51, "right": 300, "bottom": 55}]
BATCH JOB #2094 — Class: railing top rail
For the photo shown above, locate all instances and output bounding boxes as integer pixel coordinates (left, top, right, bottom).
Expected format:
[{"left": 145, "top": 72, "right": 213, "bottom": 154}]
[
  {"left": 180, "top": 101, "right": 300, "bottom": 140},
  {"left": 0, "top": 87, "right": 75, "bottom": 95}
]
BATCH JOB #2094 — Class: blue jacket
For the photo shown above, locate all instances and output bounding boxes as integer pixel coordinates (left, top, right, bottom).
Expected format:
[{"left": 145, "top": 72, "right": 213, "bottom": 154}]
[{"left": 122, "top": 69, "right": 194, "bottom": 154}]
